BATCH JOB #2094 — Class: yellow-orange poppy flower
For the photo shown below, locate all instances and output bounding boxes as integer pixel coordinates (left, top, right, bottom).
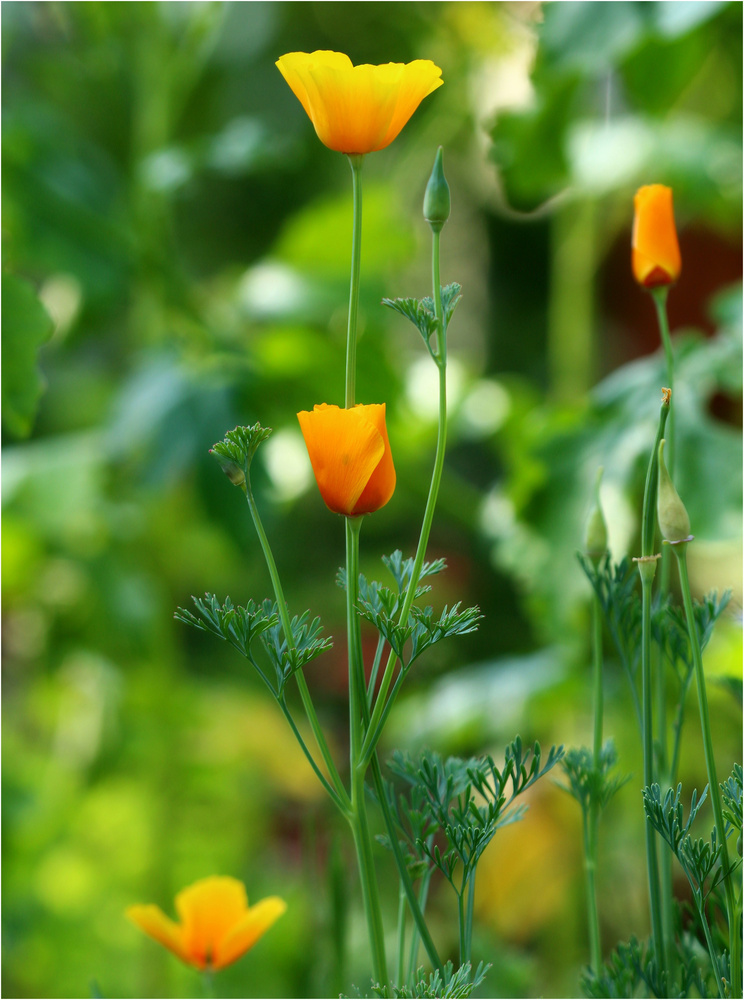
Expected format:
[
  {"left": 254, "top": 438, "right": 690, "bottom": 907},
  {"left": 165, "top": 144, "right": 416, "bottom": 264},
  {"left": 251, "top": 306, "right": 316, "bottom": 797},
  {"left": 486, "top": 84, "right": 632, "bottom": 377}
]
[
  {"left": 632, "top": 184, "right": 682, "bottom": 288},
  {"left": 126, "top": 876, "right": 286, "bottom": 972},
  {"left": 275, "top": 51, "right": 443, "bottom": 154},
  {"left": 297, "top": 403, "right": 396, "bottom": 516}
]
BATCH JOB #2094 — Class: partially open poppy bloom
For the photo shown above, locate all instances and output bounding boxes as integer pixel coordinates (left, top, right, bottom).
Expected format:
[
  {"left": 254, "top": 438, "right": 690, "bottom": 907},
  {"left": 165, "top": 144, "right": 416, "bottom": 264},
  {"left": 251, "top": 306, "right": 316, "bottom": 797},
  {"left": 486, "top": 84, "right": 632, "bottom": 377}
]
[
  {"left": 126, "top": 876, "right": 286, "bottom": 972},
  {"left": 298, "top": 403, "right": 396, "bottom": 516},
  {"left": 632, "top": 184, "right": 682, "bottom": 288},
  {"left": 275, "top": 51, "right": 443, "bottom": 154}
]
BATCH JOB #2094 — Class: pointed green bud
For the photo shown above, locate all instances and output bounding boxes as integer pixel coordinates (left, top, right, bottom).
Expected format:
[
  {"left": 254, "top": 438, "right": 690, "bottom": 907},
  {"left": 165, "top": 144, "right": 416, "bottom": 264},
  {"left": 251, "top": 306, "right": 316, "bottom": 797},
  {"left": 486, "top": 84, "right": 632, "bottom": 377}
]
[
  {"left": 423, "top": 146, "right": 450, "bottom": 233},
  {"left": 583, "top": 467, "right": 608, "bottom": 563},
  {"left": 210, "top": 423, "right": 272, "bottom": 493},
  {"left": 657, "top": 438, "right": 691, "bottom": 543},
  {"left": 211, "top": 452, "right": 246, "bottom": 489}
]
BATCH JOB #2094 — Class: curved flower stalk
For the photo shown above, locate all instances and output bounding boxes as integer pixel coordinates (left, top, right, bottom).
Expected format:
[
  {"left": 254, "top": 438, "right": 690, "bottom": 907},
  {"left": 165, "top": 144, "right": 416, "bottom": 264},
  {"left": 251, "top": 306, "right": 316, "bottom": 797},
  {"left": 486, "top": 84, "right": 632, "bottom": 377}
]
[
  {"left": 298, "top": 403, "right": 396, "bottom": 516},
  {"left": 127, "top": 876, "right": 286, "bottom": 973},
  {"left": 275, "top": 51, "right": 442, "bottom": 154}
]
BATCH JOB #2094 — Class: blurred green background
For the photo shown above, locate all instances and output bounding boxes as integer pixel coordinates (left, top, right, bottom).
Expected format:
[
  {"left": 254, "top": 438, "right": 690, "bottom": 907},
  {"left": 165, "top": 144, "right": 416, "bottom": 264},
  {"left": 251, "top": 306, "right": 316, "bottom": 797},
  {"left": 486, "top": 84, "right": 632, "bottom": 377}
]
[{"left": 2, "top": 2, "right": 741, "bottom": 997}]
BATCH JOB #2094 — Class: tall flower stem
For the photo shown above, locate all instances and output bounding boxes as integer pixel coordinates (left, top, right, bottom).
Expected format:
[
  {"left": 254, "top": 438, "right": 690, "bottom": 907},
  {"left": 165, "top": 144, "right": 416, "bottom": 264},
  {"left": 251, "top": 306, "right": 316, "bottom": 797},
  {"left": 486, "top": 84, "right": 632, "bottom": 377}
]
[
  {"left": 673, "top": 544, "right": 740, "bottom": 999},
  {"left": 635, "top": 394, "right": 670, "bottom": 981},
  {"left": 345, "top": 154, "right": 364, "bottom": 409},
  {"left": 369, "top": 754, "right": 444, "bottom": 976},
  {"left": 585, "top": 593, "right": 603, "bottom": 972},
  {"left": 650, "top": 288, "right": 677, "bottom": 981},
  {"left": 244, "top": 485, "right": 349, "bottom": 812},
  {"left": 361, "top": 232, "right": 448, "bottom": 763},
  {"left": 346, "top": 515, "right": 389, "bottom": 987}
]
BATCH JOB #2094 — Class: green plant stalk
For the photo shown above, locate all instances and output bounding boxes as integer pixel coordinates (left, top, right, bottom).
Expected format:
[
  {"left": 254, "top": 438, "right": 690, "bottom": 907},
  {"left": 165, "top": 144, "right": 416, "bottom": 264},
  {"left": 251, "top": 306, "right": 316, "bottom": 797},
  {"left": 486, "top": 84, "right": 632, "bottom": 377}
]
[
  {"left": 674, "top": 546, "right": 740, "bottom": 999},
  {"left": 369, "top": 754, "right": 444, "bottom": 976},
  {"left": 396, "top": 882, "right": 407, "bottom": 986},
  {"left": 457, "top": 888, "right": 467, "bottom": 968},
  {"left": 361, "top": 237, "right": 448, "bottom": 764},
  {"left": 350, "top": 772, "right": 389, "bottom": 988},
  {"left": 464, "top": 870, "right": 476, "bottom": 971},
  {"left": 367, "top": 634, "right": 386, "bottom": 708},
  {"left": 584, "top": 593, "right": 603, "bottom": 972},
  {"left": 406, "top": 868, "right": 433, "bottom": 985},
  {"left": 346, "top": 515, "right": 389, "bottom": 988},
  {"left": 637, "top": 397, "right": 670, "bottom": 980},
  {"left": 651, "top": 288, "right": 677, "bottom": 978},
  {"left": 692, "top": 886, "right": 725, "bottom": 1000},
  {"left": 345, "top": 154, "right": 364, "bottom": 409},
  {"left": 244, "top": 485, "right": 350, "bottom": 811}
]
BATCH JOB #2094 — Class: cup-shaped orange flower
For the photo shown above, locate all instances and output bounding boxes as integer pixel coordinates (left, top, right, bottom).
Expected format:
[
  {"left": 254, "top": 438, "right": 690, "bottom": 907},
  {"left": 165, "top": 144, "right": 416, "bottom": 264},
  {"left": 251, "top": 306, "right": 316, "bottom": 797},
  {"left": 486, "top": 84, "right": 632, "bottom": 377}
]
[
  {"left": 298, "top": 403, "right": 396, "bottom": 516},
  {"left": 126, "top": 876, "right": 286, "bottom": 972},
  {"left": 275, "top": 51, "right": 443, "bottom": 154},
  {"left": 632, "top": 184, "right": 682, "bottom": 288}
]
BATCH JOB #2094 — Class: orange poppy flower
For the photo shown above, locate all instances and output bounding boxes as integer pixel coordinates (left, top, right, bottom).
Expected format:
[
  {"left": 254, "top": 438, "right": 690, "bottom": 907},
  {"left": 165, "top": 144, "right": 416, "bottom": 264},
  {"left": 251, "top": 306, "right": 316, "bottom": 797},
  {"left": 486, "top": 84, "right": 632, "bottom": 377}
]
[
  {"left": 632, "top": 185, "right": 682, "bottom": 288},
  {"left": 275, "top": 51, "right": 442, "bottom": 154},
  {"left": 126, "top": 876, "right": 286, "bottom": 972},
  {"left": 297, "top": 403, "right": 396, "bottom": 516}
]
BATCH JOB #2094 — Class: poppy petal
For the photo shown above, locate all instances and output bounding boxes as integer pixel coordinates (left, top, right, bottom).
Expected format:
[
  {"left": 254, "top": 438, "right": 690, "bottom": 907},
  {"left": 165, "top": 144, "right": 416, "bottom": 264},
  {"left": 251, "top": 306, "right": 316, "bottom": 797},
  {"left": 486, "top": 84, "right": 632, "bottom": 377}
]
[
  {"left": 298, "top": 404, "right": 384, "bottom": 516},
  {"left": 212, "top": 897, "right": 288, "bottom": 971},
  {"left": 352, "top": 403, "right": 396, "bottom": 515},
  {"left": 126, "top": 905, "right": 191, "bottom": 966},
  {"left": 276, "top": 51, "right": 442, "bottom": 154},
  {"left": 632, "top": 185, "right": 681, "bottom": 287},
  {"left": 175, "top": 876, "right": 248, "bottom": 968}
]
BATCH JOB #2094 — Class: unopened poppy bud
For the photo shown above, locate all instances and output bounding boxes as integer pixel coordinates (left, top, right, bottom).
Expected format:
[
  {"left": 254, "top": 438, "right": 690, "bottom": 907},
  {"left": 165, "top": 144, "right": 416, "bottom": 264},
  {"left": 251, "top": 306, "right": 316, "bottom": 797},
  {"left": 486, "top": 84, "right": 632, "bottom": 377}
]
[
  {"left": 657, "top": 439, "right": 691, "bottom": 543},
  {"left": 632, "top": 185, "right": 682, "bottom": 289},
  {"left": 423, "top": 146, "right": 450, "bottom": 233},
  {"left": 211, "top": 452, "right": 246, "bottom": 489},
  {"left": 584, "top": 467, "right": 608, "bottom": 563}
]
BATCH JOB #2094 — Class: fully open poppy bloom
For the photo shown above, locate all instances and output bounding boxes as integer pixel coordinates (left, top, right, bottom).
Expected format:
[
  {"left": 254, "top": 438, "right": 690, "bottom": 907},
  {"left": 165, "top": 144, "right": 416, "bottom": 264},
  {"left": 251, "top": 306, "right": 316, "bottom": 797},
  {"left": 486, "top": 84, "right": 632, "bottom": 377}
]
[
  {"left": 126, "top": 876, "right": 286, "bottom": 972},
  {"left": 298, "top": 403, "right": 396, "bottom": 516},
  {"left": 275, "top": 51, "right": 442, "bottom": 154},
  {"left": 632, "top": 184, "right": 682, "bottom": 288}
]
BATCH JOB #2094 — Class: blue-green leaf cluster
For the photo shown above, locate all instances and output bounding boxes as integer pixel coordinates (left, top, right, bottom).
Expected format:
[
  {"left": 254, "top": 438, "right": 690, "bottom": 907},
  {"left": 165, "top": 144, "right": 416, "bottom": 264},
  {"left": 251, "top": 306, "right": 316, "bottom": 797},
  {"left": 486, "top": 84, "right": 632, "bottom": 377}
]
[
  {"left": 175, "top": 593, "right": 331, "bottom": 696},
  {"left": 559, "top": 740, "right": 629, "bottom": 815},
  {"left": 382, "top": 283, "right": 462, "bottom": 359},
  {"left": 210, "top": 422, "right": 272, "bottom": 488},
  {"left": 366, "top": 960, "right": 490, "bottom": 998},
  {"left": 385, "top": 739, "right": 563, "bottom": 891}
]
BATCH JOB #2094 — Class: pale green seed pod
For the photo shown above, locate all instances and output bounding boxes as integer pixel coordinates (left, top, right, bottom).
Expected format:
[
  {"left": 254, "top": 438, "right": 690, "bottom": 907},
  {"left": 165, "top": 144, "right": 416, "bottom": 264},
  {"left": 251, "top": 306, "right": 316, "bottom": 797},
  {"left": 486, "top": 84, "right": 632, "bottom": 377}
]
[
  {"left": 423, "top": 146, "right": 450, "bottom": 233},
  {"left": 657, "top": 439, "right": 690, "bottom": 542},
  {"left": 584, "top": 467, "right": 608, "bottom": 563}
]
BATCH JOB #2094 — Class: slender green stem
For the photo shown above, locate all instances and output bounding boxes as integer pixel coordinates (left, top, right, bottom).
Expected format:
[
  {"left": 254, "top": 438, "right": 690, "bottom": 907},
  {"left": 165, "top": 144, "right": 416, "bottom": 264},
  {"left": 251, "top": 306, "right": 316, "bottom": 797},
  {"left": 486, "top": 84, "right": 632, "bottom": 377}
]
[
  {"left": 585, "top": 593, "right": 603, "bottom": 971},
  {"left": 277, "top": 696, "right": 347, "bottom": 813},
  {"left": 202, "top": 970, "right": 215, "bottom": 999},
  {"left": 694, "top": 889, "right": 726, "bottom": 1000},
  {"left": 674, "top": 547, "right": 740, "bottom": 999},
  {"left": 583, "top": 804, "right": 601, "bottom": 974},
  {"left": 651, "top": 289, "right": 677, "bottom": 981},
  {"left": 640, "top": 566, "right": 666, "bottom": 978},
  {"left": 350, "top": 767, "right": 389, "bottom": 988},
  {"left": 592, "top": 595, "right": 603, "bottom": 766},
  {"left": 362, "top": 359, "right": 447, "bottom": 765},
  {"left": 396, "top": 882, "right": 407, "bottom": 987},
  {"left": 345, "top": 154, "right": 363, "bottom": 409},
  {"left": 457, "top": 890, "right": 466, "bottom": 968},
  {"left": 464, "top": 872, "right": 476, "bottom": 970},
  {"left": 344, "top": 515, "right": 388, "bottom": 986},
  {"left": 346, "top": 516, "right": 366, "bottom": 766},
  {"left": 652, "top": 289, "right": 674, "bottom": 479},
  {"left": 367, "top": 634, "right": 386, "bottom": 708},
  {"left": 636, "top": 395, "right": 670, "bottom": 980},
  {"left": 244, "top": 486, "right": 349, "bottom": 808},
  {"left": 406, "top": 869, "right": 433, "bottom": 985},
  {"left": 369, "top": 754, "right": 444, "bottom": 976}
]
